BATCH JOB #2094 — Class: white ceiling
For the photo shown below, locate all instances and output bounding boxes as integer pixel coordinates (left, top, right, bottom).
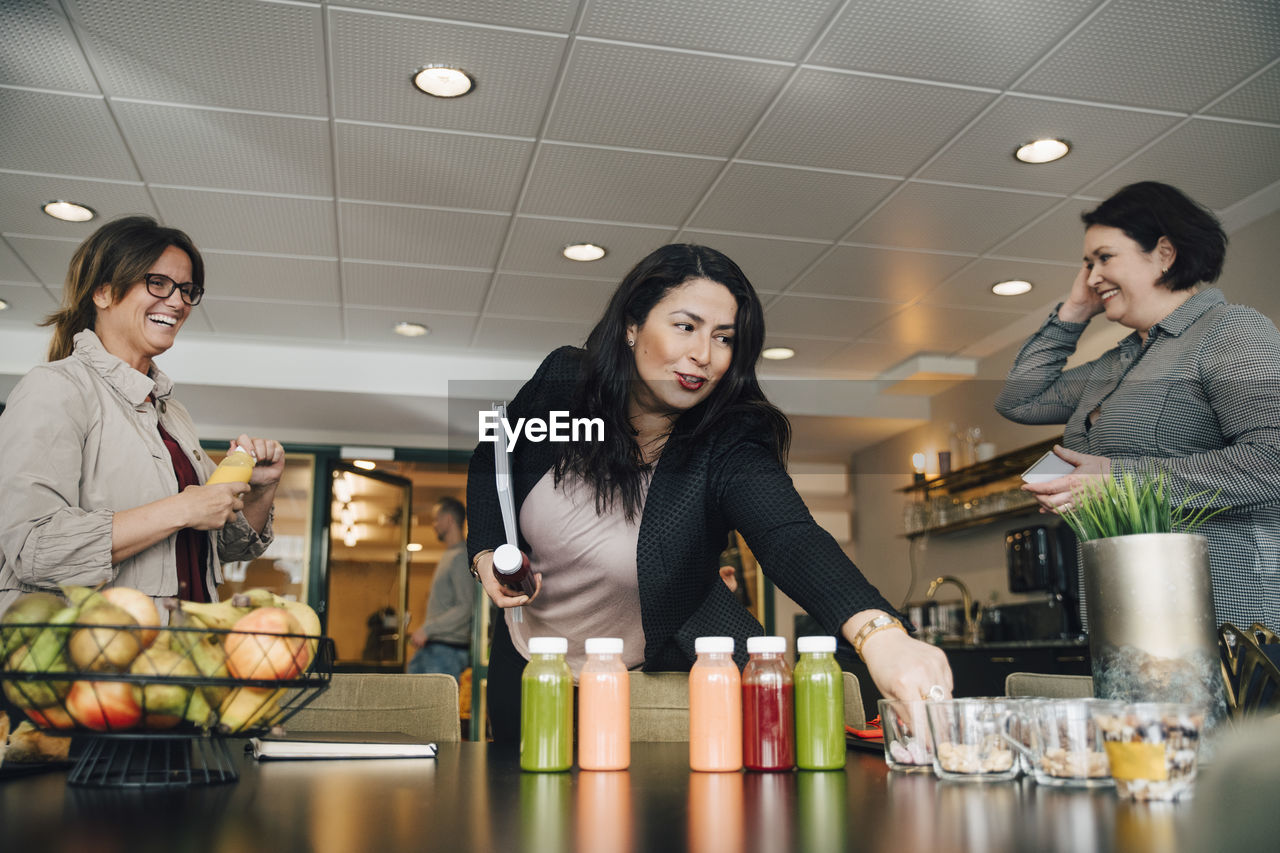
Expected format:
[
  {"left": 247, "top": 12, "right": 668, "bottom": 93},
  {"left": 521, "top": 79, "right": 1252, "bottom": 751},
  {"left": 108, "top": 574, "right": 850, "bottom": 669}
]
[{"left": 1, "top": 0, "right": 1278, "bottom": 459}]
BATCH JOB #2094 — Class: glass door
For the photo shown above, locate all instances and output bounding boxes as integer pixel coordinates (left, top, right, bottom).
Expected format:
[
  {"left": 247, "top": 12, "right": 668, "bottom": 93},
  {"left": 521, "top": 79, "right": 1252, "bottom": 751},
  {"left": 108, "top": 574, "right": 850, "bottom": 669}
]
[{"left": 324, "top": 464, "right": 412, "bottom": 667}]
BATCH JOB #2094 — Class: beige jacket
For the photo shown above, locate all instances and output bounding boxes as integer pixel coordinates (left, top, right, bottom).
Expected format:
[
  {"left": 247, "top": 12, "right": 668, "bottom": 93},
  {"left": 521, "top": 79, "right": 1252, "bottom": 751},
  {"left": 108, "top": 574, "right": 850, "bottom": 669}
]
[{"left": 0, "top": 330, "right": 272, "bottom": 613}]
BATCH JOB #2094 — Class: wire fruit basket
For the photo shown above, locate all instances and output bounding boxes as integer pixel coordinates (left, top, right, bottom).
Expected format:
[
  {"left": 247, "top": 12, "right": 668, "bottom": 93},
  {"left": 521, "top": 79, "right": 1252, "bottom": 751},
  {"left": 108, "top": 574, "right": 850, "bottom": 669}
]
[{"left": 1, "top": 619, "right": 333, "bottom": 788}]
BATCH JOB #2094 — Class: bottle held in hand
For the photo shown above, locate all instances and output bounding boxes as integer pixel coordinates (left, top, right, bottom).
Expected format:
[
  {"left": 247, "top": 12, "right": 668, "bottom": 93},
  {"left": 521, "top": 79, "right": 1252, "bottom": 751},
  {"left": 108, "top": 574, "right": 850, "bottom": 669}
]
[
  {"left": 493, "top": 543, "right": 536, "bottom": 597},
  {"left": 205, "top": 445, "right": 256, "bottom": 486}
]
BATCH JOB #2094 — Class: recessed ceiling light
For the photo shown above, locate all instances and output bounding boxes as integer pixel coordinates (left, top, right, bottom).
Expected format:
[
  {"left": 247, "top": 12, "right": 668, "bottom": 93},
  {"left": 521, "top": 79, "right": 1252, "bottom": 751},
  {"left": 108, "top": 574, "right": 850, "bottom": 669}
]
[
  {"left": 42, "top": 200, "right": 96, "bottom": 222},
  {"left": 0, "top": 299, "right": 9, "bottom": 311},
  {"left": 412, "top": 66, "right": 475, "bottom": 98},
  {"left": 406, "top": 543, "right": 424, "bottom": 553},
  {"left": 394, "top": 321, "right": 429, "bottom": 337},
  {"left": 992, "top": 279, "right": 1033, "bottom": 296},
  {"left": 762, "top": 347, "right": 795, "bottom": 360},
  {"left": 1014, "top": 138, "right": 1070, "bottom": 164},
  {"left": 562, "top": 243, "right": 606, "bottom": 262},
  {"left": 352, "top": 460, "right": 376, "bottom": 470}
]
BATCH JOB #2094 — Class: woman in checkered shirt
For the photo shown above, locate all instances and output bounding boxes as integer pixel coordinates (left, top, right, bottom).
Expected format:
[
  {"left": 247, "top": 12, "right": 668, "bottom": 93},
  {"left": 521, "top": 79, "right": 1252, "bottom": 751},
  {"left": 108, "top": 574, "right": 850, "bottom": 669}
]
[{"left": 995, "top": 182, "right": 1280, "bottom": 631}]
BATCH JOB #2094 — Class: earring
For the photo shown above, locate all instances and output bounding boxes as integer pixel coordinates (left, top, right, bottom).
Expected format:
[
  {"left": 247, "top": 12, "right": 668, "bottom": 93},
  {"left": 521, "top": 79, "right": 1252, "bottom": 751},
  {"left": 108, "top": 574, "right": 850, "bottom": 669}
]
[
  {"left": 627, "top": 339, "right": 634, "bottom": 347},
  {"left": 1161, "top": 267, "right": 1168, "bottom": 274}
]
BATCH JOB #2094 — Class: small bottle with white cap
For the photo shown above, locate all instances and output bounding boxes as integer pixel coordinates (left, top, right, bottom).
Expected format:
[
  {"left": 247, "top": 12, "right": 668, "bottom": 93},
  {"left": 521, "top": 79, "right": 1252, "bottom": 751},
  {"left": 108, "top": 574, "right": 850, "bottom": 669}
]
[
  {"left": 520, "top": 636, "right": 572, "bottom": 772},
  {"left": 793, "top": 635, "right": 845, "bottom": 770},
  {"left": 688, "top": 636, "right": 742, "bottom": 772},
  {"left": 578, "top": 637, "right": 629, "bottom": 770},
  {"left": 742, "top": 635, "right": 795, "bottom": 771}
]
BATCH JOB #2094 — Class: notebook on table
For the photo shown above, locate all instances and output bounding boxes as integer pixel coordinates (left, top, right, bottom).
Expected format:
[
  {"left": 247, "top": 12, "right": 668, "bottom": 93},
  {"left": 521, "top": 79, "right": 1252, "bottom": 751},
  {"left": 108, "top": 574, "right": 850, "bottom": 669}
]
[{"left": 249, "top": 731, "right": 437, "bottom": 760}]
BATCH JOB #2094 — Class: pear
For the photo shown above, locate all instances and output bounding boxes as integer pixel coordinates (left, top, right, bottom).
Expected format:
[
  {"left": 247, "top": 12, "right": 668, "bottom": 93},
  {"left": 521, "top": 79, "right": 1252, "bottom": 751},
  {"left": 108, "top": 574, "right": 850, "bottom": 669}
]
[
  {"left": 280, "top": 599, "right": 322, "bottom": 671},
  {"left": 68, "top": 602, "right": 141, "bottom": 672},
  {"left": 178, "top": 600, "right": 248, "bottom": 632},
  {"left": 0, "top": 591, "right": 64, "bottom": 658},
  {"left": 216, "top": 686, "right": 284, "bottom": 734},
  {"left": 129, "top": 647, "right": 197, "bottom": 729},
  {"left": 59, "top": 583, "right": 107, "bottom": 611},
  {"left": 187, "top": 633, "right": 232, "bottom": 707},
  {"left": 3, "top": 642, "right": 70, "bottom": 709},
  {"left": 166, "top": 607, "right": 210, "bottom": 656}
]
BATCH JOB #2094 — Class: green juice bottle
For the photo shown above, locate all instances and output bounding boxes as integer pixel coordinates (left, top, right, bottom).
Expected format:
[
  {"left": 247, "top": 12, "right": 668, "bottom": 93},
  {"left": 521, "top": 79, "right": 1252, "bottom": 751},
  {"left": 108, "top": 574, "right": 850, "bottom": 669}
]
[
  {"left": 793, "top": 635, "right": 845, "bottom": 770},
  {"left": 521, "top": 636, "right": 573, "bottom": 772}
]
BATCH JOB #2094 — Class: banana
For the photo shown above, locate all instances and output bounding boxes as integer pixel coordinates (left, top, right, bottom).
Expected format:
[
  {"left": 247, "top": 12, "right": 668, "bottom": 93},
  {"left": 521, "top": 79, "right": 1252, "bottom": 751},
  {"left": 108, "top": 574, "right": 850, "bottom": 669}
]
[
  {"left": 235, "top": 588, "right": 283, "bottom": 609},
  {"left": 58, "top": 583, "right": 106, "bottom": 611},
  {"left": 177, "top": 600, "right": 248, "bottom": 632},
  {"left": 280, "top": 600, "right": 322, "bottom": 671},
  {"left": 217, "top": 686, "right": 285, "bottom": 734}
]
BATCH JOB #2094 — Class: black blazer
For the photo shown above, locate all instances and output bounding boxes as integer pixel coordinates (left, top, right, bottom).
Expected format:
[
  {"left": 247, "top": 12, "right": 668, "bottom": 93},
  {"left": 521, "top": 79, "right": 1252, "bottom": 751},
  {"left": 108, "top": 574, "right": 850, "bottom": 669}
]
[{"left": 467, "top": 347, "right": 897, "bottom": 669}]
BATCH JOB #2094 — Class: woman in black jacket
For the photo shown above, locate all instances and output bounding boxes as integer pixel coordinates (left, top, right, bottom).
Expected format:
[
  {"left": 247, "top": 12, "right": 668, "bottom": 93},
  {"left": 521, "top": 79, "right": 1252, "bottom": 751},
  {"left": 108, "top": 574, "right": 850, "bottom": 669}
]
[{"left": 468, "top": 244, "right": 951, "bottom": 741}]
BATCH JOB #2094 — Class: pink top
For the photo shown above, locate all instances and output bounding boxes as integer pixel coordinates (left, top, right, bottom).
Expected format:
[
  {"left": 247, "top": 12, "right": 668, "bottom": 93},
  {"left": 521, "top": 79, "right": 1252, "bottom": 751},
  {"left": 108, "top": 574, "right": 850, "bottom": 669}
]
[{"left": 508, "top": 469, "right": 650, "bottom": 676}]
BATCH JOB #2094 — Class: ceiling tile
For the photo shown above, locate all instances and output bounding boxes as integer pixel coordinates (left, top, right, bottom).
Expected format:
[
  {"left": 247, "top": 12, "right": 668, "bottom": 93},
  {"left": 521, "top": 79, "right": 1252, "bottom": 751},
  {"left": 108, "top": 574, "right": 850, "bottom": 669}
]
[
  {"left": 328, "top": 9, "right": 567, "bottom": 136},
  {"left": 821, "top": 338, "right": 924, "bottom": 376},
  {"left": 866, "top": 301, "right": 1026, "bottom": 352},
  {"left": 0, "top": 239, "right": 39, "bottom": 283},
  {"left": 486, "top": 273, "right": 615, "bottom": 323},
  {"left": 580, "top": 0, "right": 839, "bottom": 60},
  {"left": 989, "top": 198, "right": 1095, "bottom": 263},
  {"left": 690, "top": 163, "right": 899, "bottom": 240},
  {"left": 811, "top": 0, "right": 1097, "bottom": 88},
  {"left": 1079, "top": 118, "right": 1280, "bottom": 211},
  {"left": 1204, "top": 63, "right": 1280, "bottom": 123},
  {"left": 677, "top": 231, "right": 828, "bottom": 293},
  {"left": 340, "top": 202, "right": 508, "bottom": 267},
  {"left": 473, "top": 316, "right": 592, "bottom": 353},
  {"left": 114, "top": 102, "right": 333, "bottom": 196},
  {"left": 757, "top": 334, "right": 850, "bottom": 371},
  {"left": 344, "top": 306, "right": 477, "bottom": 349},
  {"left": 1, "top": 0, "right": 99, "bottom": 92},
  {"left": 502, "top": 217, "right": 675, "bottom": 278},
  {"left": 342, "top": 261, "right": 490, "bottom": 313},
  {"left": 764, "top": 293, "right": 902, "bottom": 339},
  {"left": 337, "top": 123, "right": 532, "bottom": 210},
  {"left": 67, "top": 0, "right": 327, "bottom": 113},
  {"left": 151, "top": 188, "right": 337, "bottom": 257},
  {"left": 744, "top": 69, "right": 994, "bottom": 174},
  {"left": 849, "top": 183, "right": 1059, "bottom": 253},
  {"left": 200, "top": 299, "right": 343, "bottom": 341},
  {"left": 919, "top": 257, "right": 1077, "bottom": 310},
  {"left": 547, "top": 40, "right": 790, "bottom": 156},
  {"left": 202, "top": 253, "right": 340, "bottom": 304},
  {"left": 791, "top": 244, "right": 971, "bottom": 301},
  {"left": 521, "top": 144, "right": 721, "bottom": 225},
  {"left": 0, "top": 282, "right": 56, "bottom": 326},
  {"left": 0, "top": 172, "right": 154, "bottom": 239},
  {"left": 4, "top": 234, "right": 80, "bottom": 285},
  {"left": 920, "top": 95, "right": 1181, "bottom": 193},
  {"left": 1017, "top": 0, "right": 1280, "bottom": 112},
  {"left": 338, "top": 0, "right": 578, "bottom": 31},
  {"left": 0, "top": 89, "right": 137, "bottom": 180}
]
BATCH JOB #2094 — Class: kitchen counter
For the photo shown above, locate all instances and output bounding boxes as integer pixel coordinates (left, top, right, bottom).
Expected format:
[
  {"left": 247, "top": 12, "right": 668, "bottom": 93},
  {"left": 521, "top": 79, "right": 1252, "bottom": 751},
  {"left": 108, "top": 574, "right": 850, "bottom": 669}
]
[{"left": 935, "top": 638, "right": 1089, "bottom": 650}]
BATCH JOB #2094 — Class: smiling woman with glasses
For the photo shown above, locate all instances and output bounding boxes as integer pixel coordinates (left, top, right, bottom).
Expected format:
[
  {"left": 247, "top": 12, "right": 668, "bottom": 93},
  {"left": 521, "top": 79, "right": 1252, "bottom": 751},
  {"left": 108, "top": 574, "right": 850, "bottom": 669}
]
[{"left": 0, "top": 215, "right": 287, "bottom": 621}]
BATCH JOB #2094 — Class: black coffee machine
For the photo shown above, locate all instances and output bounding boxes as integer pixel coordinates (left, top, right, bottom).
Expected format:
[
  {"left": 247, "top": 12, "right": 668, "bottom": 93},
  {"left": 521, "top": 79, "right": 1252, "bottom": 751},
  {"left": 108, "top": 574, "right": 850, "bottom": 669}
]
[{"left": 1003, "top": 523, "right": 1081, "bottom": 637}]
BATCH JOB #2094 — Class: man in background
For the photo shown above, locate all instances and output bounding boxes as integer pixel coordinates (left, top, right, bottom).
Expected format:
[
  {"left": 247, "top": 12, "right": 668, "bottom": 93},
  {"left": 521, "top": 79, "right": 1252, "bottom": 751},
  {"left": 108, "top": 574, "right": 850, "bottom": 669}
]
[{"left": 407, "top": 497, "right": 474, "bottom": 680}]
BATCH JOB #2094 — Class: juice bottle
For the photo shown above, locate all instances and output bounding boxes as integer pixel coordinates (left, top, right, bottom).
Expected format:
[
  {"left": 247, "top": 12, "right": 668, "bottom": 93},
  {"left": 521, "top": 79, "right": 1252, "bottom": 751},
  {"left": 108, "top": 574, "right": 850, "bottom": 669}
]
[
  {"left": 793, "top": 635, "right": 845, "bottom": 770},
  {"left": 494, "top": 543, "right": 537, "bottom": 597},
  {"left": 688, "top": 636, "right": 741, "bottom": 772},
  {"left": 742, "top": 635, "right": 795, "bottom": 771},
  {"left": 578, "top": 637, "right": 629, "bottom": 770},
  {"left": 205, "top": 445, "right": 256, "bottom": 485},
  {"left": 520, "top": 636, "right": 573, "bottom": 771}
]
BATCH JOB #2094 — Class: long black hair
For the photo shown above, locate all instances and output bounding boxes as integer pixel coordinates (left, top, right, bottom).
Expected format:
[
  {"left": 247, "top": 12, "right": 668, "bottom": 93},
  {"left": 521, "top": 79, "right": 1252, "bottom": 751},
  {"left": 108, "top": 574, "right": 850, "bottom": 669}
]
[{"left": 555, "top": 244, "right": 790, "bottom": 520}]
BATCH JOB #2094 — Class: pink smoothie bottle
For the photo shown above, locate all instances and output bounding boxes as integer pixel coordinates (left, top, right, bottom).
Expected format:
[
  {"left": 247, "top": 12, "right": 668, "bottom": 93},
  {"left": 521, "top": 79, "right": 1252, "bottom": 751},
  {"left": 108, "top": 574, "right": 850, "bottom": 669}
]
[
  {"left": 578, "top": 637, "right": 629, "bottom": 770},
  {"left": 688, "top": 636, "right": 742, "bottom": 772}
]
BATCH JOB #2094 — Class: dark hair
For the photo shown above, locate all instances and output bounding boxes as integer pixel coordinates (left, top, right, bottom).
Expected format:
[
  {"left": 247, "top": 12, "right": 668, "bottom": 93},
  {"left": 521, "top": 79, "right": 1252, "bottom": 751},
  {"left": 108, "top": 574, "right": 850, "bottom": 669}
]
[
  {"left": 435, "top": 496, "right": 466, "bottom": 527},
  {"left": 1081, "top": 182, "right": 1226, "bottom": 291},
  {"left": 557, "top": 244, "right": 790, "bottom": 520},
  {"left": 41, "top": 215, "right": 204, "bottom": 361}
]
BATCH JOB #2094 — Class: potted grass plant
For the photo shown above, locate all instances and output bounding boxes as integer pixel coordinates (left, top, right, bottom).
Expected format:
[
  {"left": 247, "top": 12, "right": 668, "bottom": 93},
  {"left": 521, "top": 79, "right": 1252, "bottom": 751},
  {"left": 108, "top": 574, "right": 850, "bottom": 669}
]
[{"left": 1060, "top": 472, "right": 1228, "bottom": 733}]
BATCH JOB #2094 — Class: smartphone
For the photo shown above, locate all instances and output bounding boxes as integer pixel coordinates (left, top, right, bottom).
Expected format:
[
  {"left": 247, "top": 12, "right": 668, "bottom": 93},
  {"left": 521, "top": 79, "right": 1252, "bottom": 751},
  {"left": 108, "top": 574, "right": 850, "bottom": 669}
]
[{"left": 1021, "top": 450, "right": 1075, "bottom": 483}]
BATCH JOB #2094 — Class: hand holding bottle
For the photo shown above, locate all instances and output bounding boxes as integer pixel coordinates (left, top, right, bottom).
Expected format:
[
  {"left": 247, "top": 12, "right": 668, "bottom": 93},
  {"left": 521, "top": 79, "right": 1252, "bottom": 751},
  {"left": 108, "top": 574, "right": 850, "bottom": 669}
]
[
  {"left": 179, "top": 480, "right": 250, "bottom": 530},
  {"left": 229, "top": 434, "right": 285, "bottom": 489}
]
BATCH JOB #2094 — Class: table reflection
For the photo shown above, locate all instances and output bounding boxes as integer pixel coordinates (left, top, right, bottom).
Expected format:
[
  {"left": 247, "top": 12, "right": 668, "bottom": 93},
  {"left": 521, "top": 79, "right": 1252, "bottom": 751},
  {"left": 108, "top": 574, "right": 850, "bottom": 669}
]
[
  {"left": 520, "top": 772, "right": 571, "bottom": 853},
  {"left": 576, "top": 771, "right": 632, "bottom": 853},
  {"left": 796, "top": 771, "right": 846, "bottom": 853},
  {"left": 745, "top": 772, "right": 793, "bottom": 853},
  {"left": 688, "top": 771, "right": 744, "bottom": 853}
]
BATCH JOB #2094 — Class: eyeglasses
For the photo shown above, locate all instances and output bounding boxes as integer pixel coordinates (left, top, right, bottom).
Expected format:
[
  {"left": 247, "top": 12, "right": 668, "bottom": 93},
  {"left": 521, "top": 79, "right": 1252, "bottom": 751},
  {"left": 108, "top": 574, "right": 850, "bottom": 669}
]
[{"left": 144, "top": 273, "right": 204, "bottom": 306}]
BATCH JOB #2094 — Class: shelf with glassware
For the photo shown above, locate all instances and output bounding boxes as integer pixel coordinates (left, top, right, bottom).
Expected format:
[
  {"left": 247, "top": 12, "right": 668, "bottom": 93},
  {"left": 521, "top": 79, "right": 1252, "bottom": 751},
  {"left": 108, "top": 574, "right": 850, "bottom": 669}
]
[{"left": 899, "top": 437, "right": 1060, "bottom": 538}]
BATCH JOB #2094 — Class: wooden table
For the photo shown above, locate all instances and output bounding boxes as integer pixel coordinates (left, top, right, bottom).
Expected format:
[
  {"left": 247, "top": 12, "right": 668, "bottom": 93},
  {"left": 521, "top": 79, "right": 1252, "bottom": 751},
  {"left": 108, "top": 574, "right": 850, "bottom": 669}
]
[{"left": 0, "top": 740, "right": 1197, "bottom": 852}]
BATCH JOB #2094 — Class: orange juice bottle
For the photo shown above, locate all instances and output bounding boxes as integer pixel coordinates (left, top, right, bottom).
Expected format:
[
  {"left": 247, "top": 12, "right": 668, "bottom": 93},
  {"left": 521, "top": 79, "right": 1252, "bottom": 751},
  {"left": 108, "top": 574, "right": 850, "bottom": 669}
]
[
  {"left": 578, "top": 637, "right": 629, "bottom": 770},
  {"left": 689, "top": 636, "right": 741, "bottom": 772},
  {"left": 205, "top": 445, "right": 256, "bottom": 485}
]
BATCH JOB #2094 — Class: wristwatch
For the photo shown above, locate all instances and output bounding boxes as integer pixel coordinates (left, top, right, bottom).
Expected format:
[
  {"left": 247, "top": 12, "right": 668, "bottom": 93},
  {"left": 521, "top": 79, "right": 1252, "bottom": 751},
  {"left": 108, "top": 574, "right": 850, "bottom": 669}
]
[
  {"left": 469, "top": 549, "right": 493, "bottom": 582},
  {"left": 852, "top": 614, "right": 905, "bottom": 658}
]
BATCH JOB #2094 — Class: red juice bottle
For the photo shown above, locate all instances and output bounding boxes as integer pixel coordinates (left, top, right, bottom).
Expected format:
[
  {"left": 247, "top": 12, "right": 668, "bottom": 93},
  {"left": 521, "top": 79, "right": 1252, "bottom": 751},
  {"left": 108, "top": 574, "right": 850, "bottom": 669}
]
[
  {"left": 493, "top": 543, "right": 537, "bottom": 597},
  {"left": 742, "top": 635, "right": 795, "bottom": 771}
]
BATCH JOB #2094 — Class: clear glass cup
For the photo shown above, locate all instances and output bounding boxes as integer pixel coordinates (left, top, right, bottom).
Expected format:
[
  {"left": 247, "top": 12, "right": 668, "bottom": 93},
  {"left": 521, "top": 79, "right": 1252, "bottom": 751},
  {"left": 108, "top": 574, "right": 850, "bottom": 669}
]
[
  {"left": 1028, "top": 699, "right": 1113, "bottom": 788},
  {"left": 1003, "top": 697, "right": 1040, "bottom": 777},
  {"left": 1090, "top": 701, "right": 1204, "bottom": 801},
  {"left": 878, "top": 698, "right": 933, "bottom": 772},
  {"left": 925, "top": 698, "right": 1019, "bottom": 781}
]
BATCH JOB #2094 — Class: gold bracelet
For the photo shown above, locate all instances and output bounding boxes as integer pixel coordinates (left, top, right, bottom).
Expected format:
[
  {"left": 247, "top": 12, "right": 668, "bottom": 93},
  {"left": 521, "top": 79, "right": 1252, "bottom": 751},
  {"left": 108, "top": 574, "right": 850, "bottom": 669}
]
[
  {"left": 469, "top": 550, "right": 493, "bottom": 582},
  {"left": 852, "top": 614, "right": 905, "bottom": 659}
]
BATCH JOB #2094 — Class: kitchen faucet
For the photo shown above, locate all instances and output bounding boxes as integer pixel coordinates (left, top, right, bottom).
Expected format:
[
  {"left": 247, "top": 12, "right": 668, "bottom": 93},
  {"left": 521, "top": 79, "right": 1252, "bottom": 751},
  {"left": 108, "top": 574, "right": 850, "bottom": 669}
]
[{"left": 926, "top": 575, "right": 982, "bottom": 646}]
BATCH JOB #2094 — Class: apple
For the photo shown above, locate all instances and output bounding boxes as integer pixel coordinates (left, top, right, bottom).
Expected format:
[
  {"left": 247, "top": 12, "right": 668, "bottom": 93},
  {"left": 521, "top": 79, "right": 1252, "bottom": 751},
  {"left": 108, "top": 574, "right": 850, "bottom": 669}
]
[
  {"left": 65, "top": 679, "right": 142, "bottom": 732},
  {"left": 225, "top": 607, "right": 307, "bottom": 681},
  {"left": 101, "top": 587, "right": 161, "bottom": 649}
]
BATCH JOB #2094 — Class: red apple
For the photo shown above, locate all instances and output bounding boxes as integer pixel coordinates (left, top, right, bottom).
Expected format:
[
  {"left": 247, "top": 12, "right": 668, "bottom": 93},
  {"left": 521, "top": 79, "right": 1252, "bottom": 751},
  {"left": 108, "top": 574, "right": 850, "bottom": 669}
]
[
  {"left": 65, "top": 679, "right": 142, "bottom": 732},
  {"left": 225, "top": 607, "right": 307, "bottom": 681}
]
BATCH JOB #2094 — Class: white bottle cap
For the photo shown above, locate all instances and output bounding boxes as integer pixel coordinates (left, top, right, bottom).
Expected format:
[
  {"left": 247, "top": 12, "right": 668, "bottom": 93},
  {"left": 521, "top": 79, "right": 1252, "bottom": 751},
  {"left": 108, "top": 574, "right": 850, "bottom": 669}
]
[
  {"left": 694, "top": 636, "right": 734, "bottom": 654},
  {"left": 747, "top": 635, "right": 786, "bottom": 654},
  {"left": 796, "top": 635, "right": 837, "bottom": 654},
  {"left": 492, "top": 543, "right": 523, "bottom": 573},
  {"left": 528, "top": 637, "right": 567, "bottom": 655},
  {"left": 585, "top": 637, "right": 623, "bottom": 655}
]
